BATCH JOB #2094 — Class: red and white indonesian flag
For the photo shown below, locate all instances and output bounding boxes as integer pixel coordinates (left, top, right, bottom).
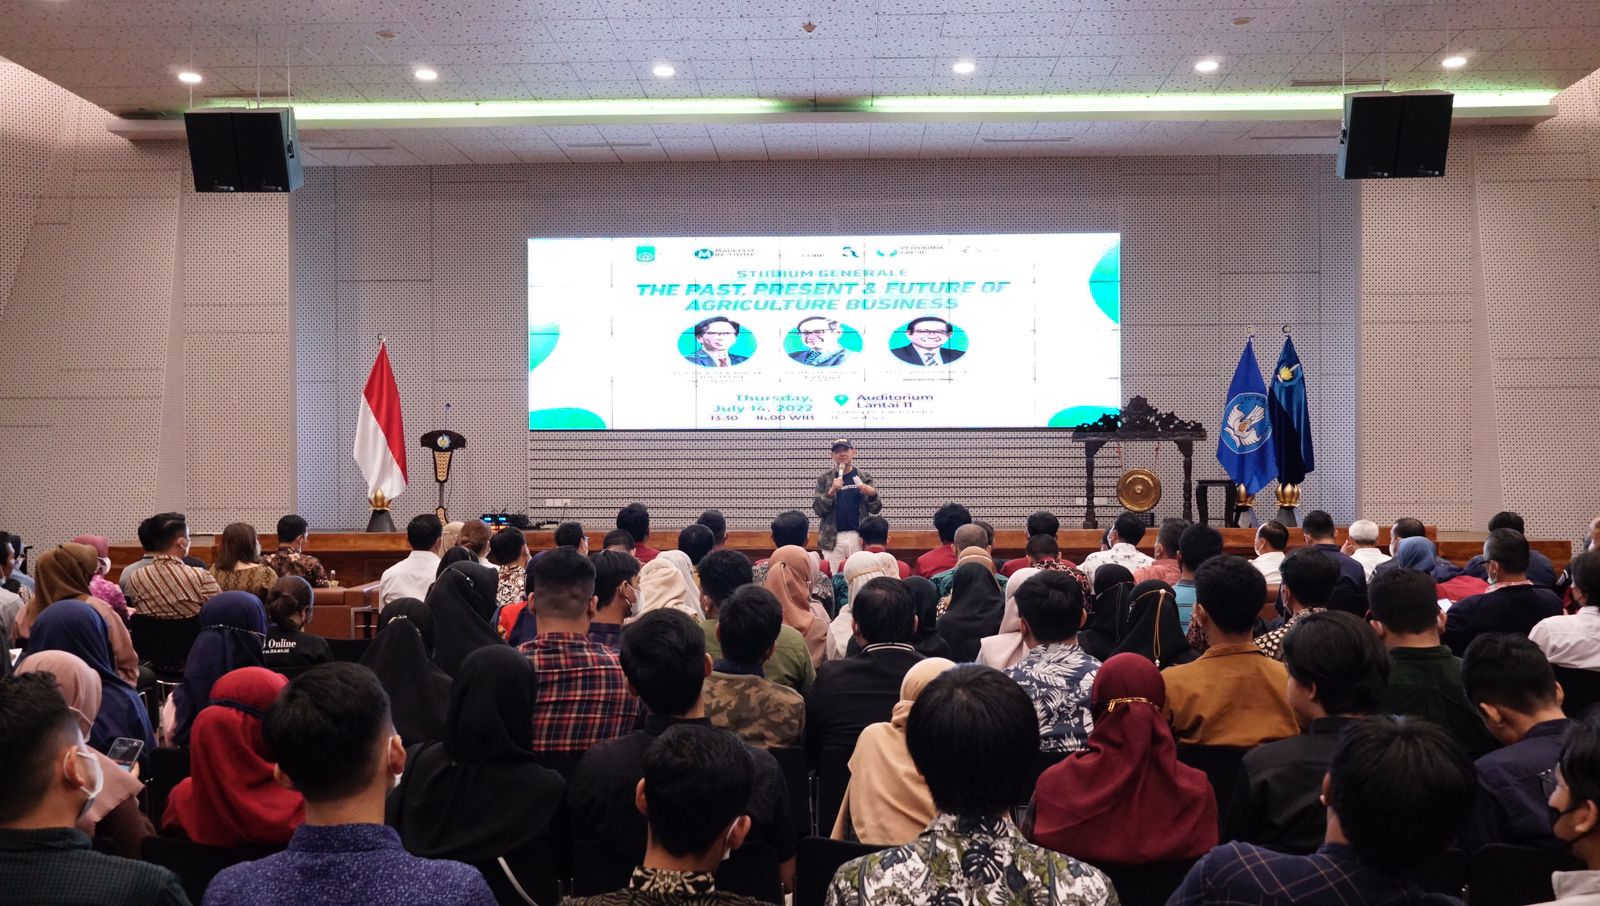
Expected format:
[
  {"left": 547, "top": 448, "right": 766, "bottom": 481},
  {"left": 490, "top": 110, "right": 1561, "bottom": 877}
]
[{"left": 354, "top": 342, "right": 408, "bottom": 503}]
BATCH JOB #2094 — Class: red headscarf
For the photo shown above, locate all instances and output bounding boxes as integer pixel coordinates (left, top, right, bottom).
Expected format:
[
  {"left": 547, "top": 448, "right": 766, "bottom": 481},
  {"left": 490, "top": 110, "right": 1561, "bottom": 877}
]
[
  {"left": 1030, "top": 653, "right": 1217, "bottom": 865},
  {"left": 162, "top": 667, "right": 305, "bottom": 847}
]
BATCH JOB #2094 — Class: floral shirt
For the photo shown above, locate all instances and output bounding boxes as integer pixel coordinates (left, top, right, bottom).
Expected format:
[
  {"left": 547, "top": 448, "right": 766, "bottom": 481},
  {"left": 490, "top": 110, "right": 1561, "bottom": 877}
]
[
  {"left": 1003, "top": 642, "right": 1100, "bottom": 753},
  {"left": 825, "top": 814, "right": 1118, "bottom": 906},
  {"left": 496, "top": 564, "right": 527, "bottom": 610},
  {"left": 262, "top": 547, "right": 331, "bottom": 587}
]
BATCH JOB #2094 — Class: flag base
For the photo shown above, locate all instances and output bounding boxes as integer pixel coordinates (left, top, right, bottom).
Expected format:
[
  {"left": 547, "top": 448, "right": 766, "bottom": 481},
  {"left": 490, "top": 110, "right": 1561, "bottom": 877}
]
[
  {"left": 1273, "top": 506, "right": 1297, "bottom": 528},
  {"left": 1273, "top": 482, "right": 1303, "bottom": 528},
  {"left": 366, "top": 491, "right": 397, "bottom": 533}
]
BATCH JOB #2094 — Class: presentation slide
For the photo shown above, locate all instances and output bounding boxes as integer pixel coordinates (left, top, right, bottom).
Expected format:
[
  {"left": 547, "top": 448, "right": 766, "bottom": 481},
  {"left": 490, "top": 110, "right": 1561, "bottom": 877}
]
[{"left": 528, "top": 233, "right": 1120, "bottom": 430}]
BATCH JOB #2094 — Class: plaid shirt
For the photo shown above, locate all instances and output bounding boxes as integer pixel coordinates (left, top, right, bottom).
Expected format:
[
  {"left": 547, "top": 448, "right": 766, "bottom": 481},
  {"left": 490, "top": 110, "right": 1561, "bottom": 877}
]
[
  {"left": 124, "top": 554, "right": 222, "bottom": 619},
  {"left": 1169, "top": 842, "right": 1460, "bottom": 906},
  {"left": 262, "top": 547, "right": 331, "bottom": 587},
  {"left": 521, "top": 632, "right": 639, "bottom": 753}
]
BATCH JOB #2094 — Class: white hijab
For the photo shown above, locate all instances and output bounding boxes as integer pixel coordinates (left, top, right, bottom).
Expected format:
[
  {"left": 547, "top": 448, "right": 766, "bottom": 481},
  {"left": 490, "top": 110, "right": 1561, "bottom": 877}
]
[
  {"left": 977, "top": 567, "right": 1040, "bottom": 669},
  {"left": 633, "top": 555, "right": 703, "bottom": 622},
  {"left": 829, "top": 551, "right": 899, "bottom": 660}
]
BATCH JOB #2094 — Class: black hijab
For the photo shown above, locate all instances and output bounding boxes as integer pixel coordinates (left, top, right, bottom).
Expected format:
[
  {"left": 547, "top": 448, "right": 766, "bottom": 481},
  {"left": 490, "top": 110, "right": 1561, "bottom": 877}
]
[
  {"left": 906, "top": 575, "right": 951, "bottom": 659},
  {"left": 428, "top": 562, "right": 505, "bottom": 676},
  {"left": 1113, "top": 579, "right": 1197, "bottom": 669},
  {"left": 937, "top": 562, "right": 1005, "bottom": 663},
  {"left": 436, "top": 545, "right": 479, "bottom": 577},
  {"left": 386, "top": 645, "right": 565, "bottom": 863},
  {"left": 360, "top": 598, "right": 451, "bottom": 746},
  {"left": 1080, "top": 564, "right": 1134, "bottom": 662}
]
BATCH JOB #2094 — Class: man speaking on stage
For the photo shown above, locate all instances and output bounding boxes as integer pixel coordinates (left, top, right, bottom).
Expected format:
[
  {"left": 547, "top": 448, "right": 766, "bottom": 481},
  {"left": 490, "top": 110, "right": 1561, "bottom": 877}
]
[{"left": 814, "top": 439, "right": 882, "bottom": 567}]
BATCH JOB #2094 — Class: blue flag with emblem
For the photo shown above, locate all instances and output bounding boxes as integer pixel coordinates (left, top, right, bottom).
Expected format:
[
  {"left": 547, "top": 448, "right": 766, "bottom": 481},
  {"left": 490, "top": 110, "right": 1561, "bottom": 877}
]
[
  {"left": 1218, "top": 339, "right": 1276, "bottom": 495},
  {"left": 1269, "top": 335, "right": 1314, "bottom": 484}
]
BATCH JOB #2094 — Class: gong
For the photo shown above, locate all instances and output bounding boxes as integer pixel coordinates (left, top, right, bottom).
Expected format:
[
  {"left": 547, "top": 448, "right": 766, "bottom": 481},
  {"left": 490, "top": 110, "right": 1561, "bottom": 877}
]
[{"left": 1116, "top": 468, "right": 1162, "bottom": 512}]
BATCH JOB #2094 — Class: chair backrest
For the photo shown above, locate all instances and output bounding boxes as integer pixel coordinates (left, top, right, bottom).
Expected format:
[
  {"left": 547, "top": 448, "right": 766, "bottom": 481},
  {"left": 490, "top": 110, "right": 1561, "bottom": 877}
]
[
  {"left": 470, "top": 839, "right": 562, "bottom": 906},
  {"left": 1413, "top": 848, "right": 1470, "bottom": 899},
  {"left": 1020, "top": 750, "right": 1069, "bottom": 805},
  {"left": 325, "top": 637, "right": 371, "bottom": 663},
  {"left": 570, "top": 841, "right": 635, "bottom": 897},
  {"left": 1174, "top": 744, "right": 1246, "bottom": 831},
  {"left": 816, "top": 747, "right": 853, "bottom": 838},
  {"left": 1553, "top": 666, "right": 1600, "bottom": 719},
  {"left": 142, "top": 746, "right": 192, "bottom": 825},
  {"left": 128, "top": 615, "right": 201, "bottom": 677},
  {"left": 141, "top": 835, "right": 283, "bottom": 903},
  {"left": 1098, "top": 859, "right": 1199, "bottom": 906},
  {"left": 715, "top": 844, "right": 784, "bottom": 904},
  {"left": 532, "top": 750, "right": 586, "bottom": 781},
  {"left": 795, "top": 836, "right": 885, "bottom": 906},
  {"left": 1468, "top": 843, "right": 1584, "bottom": 906},
  {"left": 768, "top": 745, "right": 815, "bottom": 837}
]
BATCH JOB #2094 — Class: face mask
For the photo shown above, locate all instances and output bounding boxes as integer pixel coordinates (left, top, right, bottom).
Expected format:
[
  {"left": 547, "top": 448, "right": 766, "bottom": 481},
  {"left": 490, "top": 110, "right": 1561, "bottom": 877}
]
[
  {"left": 96, "top": 557, "right": 112, "bottom": 576},
  {"left": 69, "top": 747, "right": 103, "bottom": 820}
]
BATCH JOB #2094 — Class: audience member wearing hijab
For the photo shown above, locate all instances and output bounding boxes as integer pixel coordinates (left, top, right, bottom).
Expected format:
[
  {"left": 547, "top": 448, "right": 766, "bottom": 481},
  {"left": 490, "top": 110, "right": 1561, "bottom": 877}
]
[
  {"left": 1113, "top": 579, "right": 1197, "bottom": 669},
  {"left": 1079, "top": 565, "right": 1135, "bottom": 662},
  {"left": 832, "top": 551, "right": 899, "bottom": 660},
  {"left": 904, "top": 576, "right": 951, "bottom": 660},
  {"left": 1029, "top": 653, "right": 1217, "bottom": 865},
  {"left": 831, "top": 657, "right": 955, "bottom": 845},
  {"left": 19, "top": 600, "right": 154, "bottom": 752},
  {"left": 657, "top": 549, "right": 701, "bottom": 601},
  {"left": 766, "top": 544, "right": 831, "bottom": 666},
  {"left": 428, "top": 561, "right": 505, "bottom": 676},
  {"left": 388, "top": 646, "right": 566, "bottom": 901},
  {"left": 70, "top": 534, "right": 130, "bottom": 623},
  {"left": 635, "top": 556, "right": 703, "bottom": 623},
  {"left": 170, "top": 591, "right": 268, "bottom": 747},
  {"left": 937, "top": 561, "right": 1006, "bottom": 663},
  {"left": 163, "top": 667, "right": 305, "bottom": 848},
  {"left": 436, "top": 545, "right": 480, "bottom": 578},
  {"left": 20, "top": 542, "right": 139, "bottom": 686},
  {"left": 360, "top": 598, "right": 452, "bottom": 746},
  {"left": 1392, "top": 536, "right": 1489, "bottom": 603},
  {"left": 15, "top": 650, "right": 151, "bottom": 857},
  {"left": 977, "top": 567, "right": 1040, "bottom": 670}
]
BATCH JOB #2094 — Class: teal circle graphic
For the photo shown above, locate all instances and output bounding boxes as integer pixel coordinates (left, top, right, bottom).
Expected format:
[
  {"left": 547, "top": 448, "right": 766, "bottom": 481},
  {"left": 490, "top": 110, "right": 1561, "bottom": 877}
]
[
  {"left": 1047, "top": 405, "right": 1120, "bottom": 428},
  {"left": 783, "top": 322, "right": 864, "bottom": 357},
  {"left": 678, "top": 318, "right": 758, "bottom": 363},
  {"left": 529, "top": 407, "right": 607, "bottom": 430},
  {"left": 529, "top": 322, "right": 561, "bottom": 371}
]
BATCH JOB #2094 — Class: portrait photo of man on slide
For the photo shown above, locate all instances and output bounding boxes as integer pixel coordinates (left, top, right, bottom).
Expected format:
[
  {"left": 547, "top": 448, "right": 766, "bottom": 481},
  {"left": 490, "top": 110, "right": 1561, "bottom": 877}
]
[
  {"left": 891, "top": 316, "right": 965, "bottom": 366},
  {"left": 790, "top": 317, "right": 854, "bottom": 367},
  {"left": 684, "top": 316, "right": 749, "bottom": 367}
]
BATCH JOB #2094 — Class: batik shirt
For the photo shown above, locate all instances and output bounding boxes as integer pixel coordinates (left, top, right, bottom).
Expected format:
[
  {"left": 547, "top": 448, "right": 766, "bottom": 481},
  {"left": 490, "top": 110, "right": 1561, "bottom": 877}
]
[
  {"left": 825, "top": 814, "right": 1119, "bottom": 906},
  {"left": 262, "top": 547, "right": 331, "bottom": 587},
  {"left": 1254, "top": 607, "right": 1325, "bottom": 662},
  {"left": 1003, "top": 642, "right": 1100, "bottom": 753},
  {"left": 562, "top": 866, "right": 767, "bottom": 905}
]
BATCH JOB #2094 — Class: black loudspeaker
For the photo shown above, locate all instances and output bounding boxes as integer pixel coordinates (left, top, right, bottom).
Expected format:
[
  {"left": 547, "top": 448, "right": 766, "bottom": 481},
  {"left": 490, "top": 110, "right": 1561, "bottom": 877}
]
[
  {"left": 183, "top": 108, "right": 304, "bottom": 193},
  {"left": 1337, "top": 90, "right": 1453, "bottom": 179}
]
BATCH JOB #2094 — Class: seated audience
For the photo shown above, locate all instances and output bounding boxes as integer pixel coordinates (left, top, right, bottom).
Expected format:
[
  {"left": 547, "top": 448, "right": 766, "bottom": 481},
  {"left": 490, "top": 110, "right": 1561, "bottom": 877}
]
[
  {"left": 1076, "top": 565, "right": 1132, "bottom": 662},
  {"left": 764, "top": 544, "right": 831, "bottom": 667},
  {"left": 1458, "top": 633, "right": 1570, "bottom": 852},
  {"left": 930, "top": 526, "right": 1002, "bottom": 596},
  {"left": 1170, "top": 716, "right": 1476, "bottom": 906},
  {"left": 170, "top": 592, "right": 268, "bottom": 747},
  {"left": 1133, "top": 517, "right": 1186, "bottom": 586},
  {"left": 1301, "top": 510, "right": 1369, "bottom": 615},
  {"left": 936, "top": 561, "right": 1005, "bottom": 662},
  {"left": 807, "top": 577, "right": 923, "bottom": 757},
  {"left": 521, "top": 548, "right": 639, "bottom": 753},
  {"left": 978, "top": 567, "right": 1040, "bottom": 669},
  {"left": 359, "top": 599, "right": 451, "bottom": 746},
  {"left": 531, "top": 521, "right": 590, "bottom": 572},
  {"left": 1225, "top": 611, "right": 1389, "bottom": 854},
  {"left": 164, "top": 667, "right": 304, "bottom": 847},
  {"left": 380, "top": 514, "right": 444, "bottom": 608},
  {"left": 617, "top": 502, "right": 660, "bottom": 564},
  {"left": 1162, "top": 556, "right": 1298, "bottom": 747},
  {"left": 262, "top": 514, "right": 330, "bottom": 587},
  {"left": 1391, "top": 535, "right": 1489, "bottom": 603},
  {"left": 569, "top": 610, "right": 797, "bottom": 887},
  {"left": 24, "top": 541, "right": 139, "bottom": 685},
  {"left": 913, "top": 502, "right": 972, "bottom": 578},
  {"left": 1080, "top": 511, "right": 1153, "bottom": 576},
  {"left": 697, "top": 509, "right": 728, "bottom": 551},
  {"left": 832, "top": 657, "right": 954, "bottom": 844},
  {"left": 14, "top": 651, "right": 151, "bottom": 858},
  {"left": 388, "top": 646, "right": 565, "bottom": 898},
  {"left": 70, "top": 534, "right": 129, "bottom": 622},
  {"left": 205, "top": 663, "right": 495, "bottom": 906},
  {"left": 18, "top": 600, "right": 154, "bottom": 752},
  {"left": 1539, "top": 716, "right": 1600, "bottom": 905},
  {"left": 677, "top": 523, "right": 715, "bottom": 567},
  {"left": 123, "top": 511, "right": 222, "bottom": 619},
  {"left": 0, "top": 531, "right": 23, "bottom": 636},
  {"left": 700, "top": 550, "right": 814, "bottom": 695},
  {"left": 489, "top": 528, "right": 530, "bottom": 629},
  {"left": 1023, "top": 533, "right": 1067, "bottom": 570},
  {"left": 209, "top": 523, "right": 279, "bottom": 602},
  {"left": 1029, "top": 653, "right": 1217, "bottom": 865},
  {"left": 1462, "top": 511, "right": 1558, "bottom": 588},
  {"left": 566, "top": 724, "right": 767, "bottom": 906},
  {"left": 1343, "top": 520, "right": 1392, "bottom": 579},
  {"left": 1444, "top": 528, "right": 1564, "bottom": 656},
  {"left": 1532, "top": 550, "right": 1600, "bottom": 669},
  {"left": 117, "top": 513, "right": 166, "bottom": 598},
  {"left": 1112, "top": 579, "right": 1198, "bottom": 668},
  {"left": 904, "top": 576, "right": 952, "bottom": 660},
  {"left": 0, "top": 673, "right": 188, "bottom": 905},
  {"left": 589, "top": 549, "right": 641, "bottom": 651},
  {"left": 1251, "top": 520, "right": 1290, "bottom": 586},
  {"left": 603, "top": 529, "right": 636, "bottom": 554},
  {"left": 703, "top": 586, "right": 806, "bottom": 747},
  {"left": 262, "top": 576, "right": 330, "bottom": 676},
  {"left": 1002, "top": 511, "right": 1060, "bottom": 576},
  {"left": 457, "top": 519, "right": 493, "bottom": 565},
  {"left": 1175, "top": 523, "right": 1226, "bottom": 632},
  {"left": 753, "top": 511, "right": 835, "bottom": 618},
  {"left": 857, "top": 515, "right": 910, "bottom": 578},
  {"left": 1004, "top": 570, "right": 1100, "bottom": 752},
  {"left": 832, "top": 550, "right": 899, "bottom": 659},
  {"left": 827, "top": 665, "right": 1115, "bottom": 906},
  {"left": 1368, "top": 568, "right": 1497, "bottom": 758},
  {"left": 438, "top": 545, "right": 480, "bottom": 577},
  {"left": 428, "top": 561, "right": 505, "bottom": 677},
  {"left": 1253, "top": 547, "right": 1340, "bottom": 661},
  {"left": 638, "top": 555, "right": 702, "bottom": 621}
]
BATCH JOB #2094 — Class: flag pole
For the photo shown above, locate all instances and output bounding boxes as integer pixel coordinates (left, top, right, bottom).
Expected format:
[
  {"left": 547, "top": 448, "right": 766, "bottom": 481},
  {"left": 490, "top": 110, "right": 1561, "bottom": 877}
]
[{"left": 359, "top": 334, "right": 404, "bottom": 533}]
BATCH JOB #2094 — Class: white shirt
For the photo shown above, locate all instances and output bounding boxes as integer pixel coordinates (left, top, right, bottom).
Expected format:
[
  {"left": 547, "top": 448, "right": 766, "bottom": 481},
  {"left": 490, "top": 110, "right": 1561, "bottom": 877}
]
[
  {"left": 1079, "top": 542, "right": 1153, "bottom": 575},
  {"left": 1349, "top": 547, "right": 1392, "bottom": 580},
  {"left": 1531, "top": 868, "right": 1600, "bottom": 906},
  {"left": 0, "top": 586, "right": 23, "bottom": 638},
  {"left": 380, "top": 550, "right": 442, "bottom": 608},
  {"left": 1252, "top": 550, "right": 1286, "bottom": 585},
  {"left": 1530, "top": 607, "right": 1600, "bottom": 670}
]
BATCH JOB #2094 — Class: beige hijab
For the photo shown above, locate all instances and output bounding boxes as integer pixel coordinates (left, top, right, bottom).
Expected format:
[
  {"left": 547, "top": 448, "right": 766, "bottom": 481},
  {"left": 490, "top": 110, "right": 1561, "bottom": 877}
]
[
  {"left": 978, "top": 567, "right": 1040, "bottom": 669},
  {"left": 766, "top": 545, "right": 828, "bottom": 665},
  {"left": 634, "top": 556, "right": 702, "bottom": 622},
  {"left": 955, "top": 546, "right": 995, "bottom": 572},
  {"left": 831, "top": 657, "right": 955, "bottom": 845},
  {"left": 830, "top": 551, "right": 900, "bottom": 660},
  {"left": 15, "top": 650, "right": 145, "bottom": 826}
]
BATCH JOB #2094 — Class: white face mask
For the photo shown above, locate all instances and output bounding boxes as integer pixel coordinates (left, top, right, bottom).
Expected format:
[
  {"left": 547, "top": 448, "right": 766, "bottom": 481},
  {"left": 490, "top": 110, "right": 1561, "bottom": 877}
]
[{"left": 69, "top": 746, "right": 103, "bottom": 820}]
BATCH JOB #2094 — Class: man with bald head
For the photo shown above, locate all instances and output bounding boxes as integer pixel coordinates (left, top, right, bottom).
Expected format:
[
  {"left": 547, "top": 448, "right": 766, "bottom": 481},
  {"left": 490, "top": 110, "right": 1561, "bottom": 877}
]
[{"left": 932, "top": 522, "right": 1007, "bottom": 597}]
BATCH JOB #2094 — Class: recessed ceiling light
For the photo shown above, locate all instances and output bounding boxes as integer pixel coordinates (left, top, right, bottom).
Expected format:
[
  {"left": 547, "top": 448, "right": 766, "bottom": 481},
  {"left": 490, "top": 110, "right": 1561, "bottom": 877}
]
[
  {"left": 414, "top": 67, "right": 438, "bottom": 81},
  {"left": 952, "top": 60, "right": 977, "bottom": 75},
  {"left": 652, "top": 63, "right": 676, "bottom": 78},
  {"left": 1194, "top": 59, "right": 1220, "bottom": 73},
  {"left": 1441, "top": 55, "right": 1468, "bottom": 69},
  {"left": 177, "top": 71, "right": 202, "bottom": 84}
]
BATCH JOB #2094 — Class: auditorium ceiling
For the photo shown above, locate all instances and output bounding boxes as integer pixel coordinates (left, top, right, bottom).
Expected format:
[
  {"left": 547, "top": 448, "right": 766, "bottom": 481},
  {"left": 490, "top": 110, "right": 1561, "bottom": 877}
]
[{"left": 3, "top": 0, "right": 1599, "bottom": 162}]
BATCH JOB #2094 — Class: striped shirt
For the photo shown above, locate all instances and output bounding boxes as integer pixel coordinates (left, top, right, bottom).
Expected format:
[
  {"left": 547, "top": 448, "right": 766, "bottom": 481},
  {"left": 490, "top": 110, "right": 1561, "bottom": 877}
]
[{"left": 124, "top": 555, "right": 221, "bottom": 619}]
